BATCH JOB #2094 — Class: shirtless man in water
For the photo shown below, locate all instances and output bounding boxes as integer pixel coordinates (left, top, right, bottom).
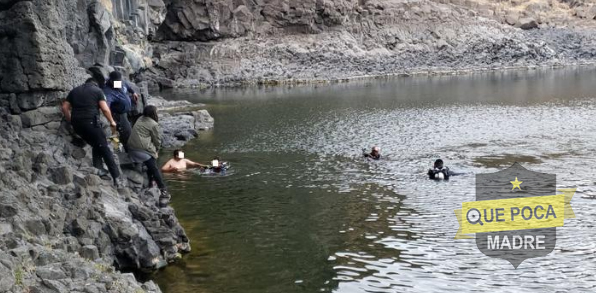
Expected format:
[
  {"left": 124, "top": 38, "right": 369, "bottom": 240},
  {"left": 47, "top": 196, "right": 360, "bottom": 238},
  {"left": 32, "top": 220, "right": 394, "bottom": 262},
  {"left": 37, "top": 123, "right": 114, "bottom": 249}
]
[{"left": 161, "top": 150, "right": 210, "bottom": 173}]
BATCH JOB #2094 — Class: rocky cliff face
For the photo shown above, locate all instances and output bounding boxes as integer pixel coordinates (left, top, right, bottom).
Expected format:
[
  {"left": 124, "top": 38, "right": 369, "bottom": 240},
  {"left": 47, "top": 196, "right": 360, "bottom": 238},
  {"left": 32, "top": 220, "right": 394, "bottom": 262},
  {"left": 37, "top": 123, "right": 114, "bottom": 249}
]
[
  {"left": 0, "top": 0, "right": 191, "bottom": 291},
  {"left": 155, "top": 0, "right": 356, "bottom": 41},
  {"left": 4, "top": 0, "right": 596, "bottom": 98},
  {"left": 0, "top": 0, "right": 165, "bottom": 114},
  {"left": 0, "top": 102, "right": 194, "bottom": 292},
  {"left": 140, "top": 0, "right": 596, "bottom": 88}
]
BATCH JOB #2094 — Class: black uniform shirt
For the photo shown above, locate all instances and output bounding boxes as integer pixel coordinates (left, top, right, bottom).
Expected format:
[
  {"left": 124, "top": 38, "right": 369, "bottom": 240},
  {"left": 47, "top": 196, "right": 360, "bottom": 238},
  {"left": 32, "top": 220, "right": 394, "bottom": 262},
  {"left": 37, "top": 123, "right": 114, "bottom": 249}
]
[{"left": 66, "top": 83, "right": 106, "bottom": 120}]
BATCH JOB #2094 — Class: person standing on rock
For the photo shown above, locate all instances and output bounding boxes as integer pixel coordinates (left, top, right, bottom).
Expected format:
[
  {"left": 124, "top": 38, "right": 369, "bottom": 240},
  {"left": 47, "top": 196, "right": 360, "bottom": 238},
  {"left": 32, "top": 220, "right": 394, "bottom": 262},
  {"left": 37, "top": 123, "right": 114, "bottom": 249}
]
[
  {"left": 102, "top": 71, "right": 138, "bottom": 149},
  {"left": 127, "top": 105, "right": 169, "bottom": 198},
  {"left": 61, "top": 78, "right": 124, "bottom": 187}
]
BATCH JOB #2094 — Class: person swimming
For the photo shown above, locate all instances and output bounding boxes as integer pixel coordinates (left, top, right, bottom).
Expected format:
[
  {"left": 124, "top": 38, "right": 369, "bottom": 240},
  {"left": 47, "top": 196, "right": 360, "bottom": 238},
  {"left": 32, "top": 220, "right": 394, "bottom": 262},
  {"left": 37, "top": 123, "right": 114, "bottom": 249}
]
[
  {"left": 428, "top": 159, "right": 451, "bottom": 180},
  {"left": 363, "top": 146, "right": 381, "bottom": 160},
  {"left": 208, "top": 156, "right": 229, "bottom": 173},
  {"left": 161, "top": 150, "right": 210, "bottom": 173}
]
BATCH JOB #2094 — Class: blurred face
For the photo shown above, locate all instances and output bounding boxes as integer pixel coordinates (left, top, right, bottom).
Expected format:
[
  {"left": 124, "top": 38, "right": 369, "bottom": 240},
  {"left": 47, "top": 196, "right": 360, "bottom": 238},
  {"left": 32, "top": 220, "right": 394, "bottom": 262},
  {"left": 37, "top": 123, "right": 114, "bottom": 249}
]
[
  {"left": 176, "top": 151, "right": 185, "bottom": 160},
  {"left": 113, "top": 80, "right": 122, "bottom": 89}
]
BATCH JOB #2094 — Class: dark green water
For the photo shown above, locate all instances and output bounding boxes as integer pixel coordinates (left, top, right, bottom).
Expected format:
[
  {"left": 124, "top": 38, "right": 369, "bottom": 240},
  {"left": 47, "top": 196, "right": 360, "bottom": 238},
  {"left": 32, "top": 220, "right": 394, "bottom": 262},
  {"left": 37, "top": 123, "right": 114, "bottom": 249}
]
[{"left": 154, "top": 68, "right": 596, "bottom": 293}]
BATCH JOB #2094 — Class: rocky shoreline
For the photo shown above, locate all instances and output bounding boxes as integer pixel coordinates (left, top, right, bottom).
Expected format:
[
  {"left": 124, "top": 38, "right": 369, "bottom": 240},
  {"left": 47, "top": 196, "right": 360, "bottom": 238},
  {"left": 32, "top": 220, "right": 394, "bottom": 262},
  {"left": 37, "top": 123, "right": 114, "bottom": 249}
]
[
  {"left": 223, "top": 61, "right": 596, "bottom": 88},
  {"left": 0, "top": 94, "right": 212, "bottom": 292}
]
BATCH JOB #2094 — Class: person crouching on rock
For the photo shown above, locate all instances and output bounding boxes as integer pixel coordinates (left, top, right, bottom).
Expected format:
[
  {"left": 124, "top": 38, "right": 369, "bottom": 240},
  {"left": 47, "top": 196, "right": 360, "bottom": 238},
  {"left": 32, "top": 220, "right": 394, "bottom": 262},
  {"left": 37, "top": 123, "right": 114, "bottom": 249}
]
[
  {"left": 127, "top": 106, "right": 169, "bottom": 197},
  {"left": 61, "top": 78, "right": 124, "bottom": 187},
  {"left": 161, "top": 150, "right": 210, "bottom": 173},
  {"left": 102, "top": 71, "right": 137, "bottom": 149},
  {"left": 364, "top": 146, "right": 381, "bottom": 160}
]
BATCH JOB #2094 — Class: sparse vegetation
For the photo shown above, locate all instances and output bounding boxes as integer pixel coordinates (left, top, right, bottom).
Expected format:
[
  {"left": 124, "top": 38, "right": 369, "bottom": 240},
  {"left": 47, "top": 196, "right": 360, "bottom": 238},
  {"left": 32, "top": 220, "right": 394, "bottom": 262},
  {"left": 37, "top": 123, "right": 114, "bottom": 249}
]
[{"left": 14, "top": 267, "right": 23, "bottom": 286}]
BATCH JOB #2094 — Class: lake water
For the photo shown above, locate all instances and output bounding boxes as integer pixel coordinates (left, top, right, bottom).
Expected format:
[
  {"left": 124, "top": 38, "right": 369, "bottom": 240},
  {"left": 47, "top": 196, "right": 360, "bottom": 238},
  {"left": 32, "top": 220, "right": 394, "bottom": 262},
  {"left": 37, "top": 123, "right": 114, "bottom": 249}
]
[{"left": 153, "top": 68, "right": 596, "bottom": 293}]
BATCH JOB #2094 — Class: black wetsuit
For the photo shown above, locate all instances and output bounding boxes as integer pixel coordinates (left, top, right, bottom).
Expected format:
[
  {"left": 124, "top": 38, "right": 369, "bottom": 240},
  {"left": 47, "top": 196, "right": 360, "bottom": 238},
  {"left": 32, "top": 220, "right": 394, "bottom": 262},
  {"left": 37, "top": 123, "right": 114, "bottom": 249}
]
[
  {"left": 67, "top": 83, "right": 120, "bottom": 180},
  {"left": 428, "top": 167, "right": 451, "bottom": 180},
  {"left": 364, "top": 153, "right": 381, "bottom": 160}
]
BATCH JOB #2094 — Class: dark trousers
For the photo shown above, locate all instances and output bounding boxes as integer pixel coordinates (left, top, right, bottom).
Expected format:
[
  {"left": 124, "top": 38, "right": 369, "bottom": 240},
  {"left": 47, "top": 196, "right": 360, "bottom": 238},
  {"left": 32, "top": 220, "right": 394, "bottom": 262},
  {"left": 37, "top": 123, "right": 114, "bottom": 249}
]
[
  {"left": 144, "top": 157, "right": 166, "bottom": 190},
  {"left": 114, "top": 112, "right": 131, "bottom": 148},
  {"left": 72, "top": 118, "right": 120, "bottom": 180}
]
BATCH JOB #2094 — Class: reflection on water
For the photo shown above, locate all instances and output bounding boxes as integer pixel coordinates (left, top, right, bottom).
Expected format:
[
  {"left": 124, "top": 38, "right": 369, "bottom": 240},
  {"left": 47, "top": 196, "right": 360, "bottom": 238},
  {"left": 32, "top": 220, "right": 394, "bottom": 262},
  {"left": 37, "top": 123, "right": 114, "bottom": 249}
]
[
  {"left": 153, "top": 68, "right": 596, "bottom": 293},
  {"left": 473, "top": 154, "right": 544, "bottom": 168}
]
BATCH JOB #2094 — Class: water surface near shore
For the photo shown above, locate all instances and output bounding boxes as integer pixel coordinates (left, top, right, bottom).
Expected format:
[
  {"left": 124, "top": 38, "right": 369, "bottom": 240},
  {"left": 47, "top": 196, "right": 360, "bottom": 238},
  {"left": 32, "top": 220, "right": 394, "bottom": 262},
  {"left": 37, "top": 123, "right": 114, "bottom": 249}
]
[{"left": 154, "top": 68, "right": 596, "bottom": 293}]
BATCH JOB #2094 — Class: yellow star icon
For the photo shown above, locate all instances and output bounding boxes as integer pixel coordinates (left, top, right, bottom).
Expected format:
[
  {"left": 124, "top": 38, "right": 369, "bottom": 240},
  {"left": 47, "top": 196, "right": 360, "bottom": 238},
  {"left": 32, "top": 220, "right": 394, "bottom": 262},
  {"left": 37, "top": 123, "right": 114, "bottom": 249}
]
[{"left": 511, "top": 177, "right": 522, "bottom": 191}]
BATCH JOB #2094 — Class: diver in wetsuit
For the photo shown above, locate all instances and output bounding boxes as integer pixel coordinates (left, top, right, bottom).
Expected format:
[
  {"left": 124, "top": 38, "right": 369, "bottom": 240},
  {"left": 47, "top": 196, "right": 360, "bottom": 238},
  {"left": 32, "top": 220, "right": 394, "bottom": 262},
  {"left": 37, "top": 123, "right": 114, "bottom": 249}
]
[
  {"left": 364, "top": 146, "right": 381, "bottom": 160},
  {"left": 428, "top": 159, "right": 451, "bottom": 180}
]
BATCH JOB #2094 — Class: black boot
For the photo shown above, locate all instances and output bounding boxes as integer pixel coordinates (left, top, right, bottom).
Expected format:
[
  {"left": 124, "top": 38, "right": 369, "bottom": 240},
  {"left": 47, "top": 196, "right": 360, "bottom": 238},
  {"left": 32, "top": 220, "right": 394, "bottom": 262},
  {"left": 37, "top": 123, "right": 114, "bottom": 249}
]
[{"left": 159, "top": 189, "right": 171, "bottom": 207}]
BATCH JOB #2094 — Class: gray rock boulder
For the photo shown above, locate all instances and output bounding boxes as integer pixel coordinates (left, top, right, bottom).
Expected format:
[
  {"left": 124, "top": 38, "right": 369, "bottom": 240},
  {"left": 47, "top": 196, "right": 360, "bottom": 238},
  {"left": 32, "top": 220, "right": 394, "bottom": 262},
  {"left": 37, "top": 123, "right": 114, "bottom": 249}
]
[
  {"left": 50, "top": 166, "right": 74, "bottom": 185},
  {"left": 518, "top": 18, "right": 539, "bottom": 30},
  {"left": 86, "top": 2, "right": 115, "bottom": 66},
  {"left": 505, "top": 13, "right": 519, "bottom": 26},
  {"left": 20, "top": 106, "right": 63, "bottom": 128},
  {"left": 575, "top": 5, "right": 596, "bottom": 19},
  {"left": 159, "top": 109, "right": 213, "bottom": 147},
  {"left": 194, "top": 109, "right": 215, "bottom": 130},
  {"left": 80, "top": 245, "right": 100, "bottom": 261},
  {"left": 148, "top": 0, "right": 168, "bottom": 28},
  {"left": 0, "top": 262, "right": 15, "bottom": 291},
  {"left": 160, "top": 113, "right": 196, "bottom": 147},
  {"left": 36, "top": 265, "right": 68, "bottom": 280}
]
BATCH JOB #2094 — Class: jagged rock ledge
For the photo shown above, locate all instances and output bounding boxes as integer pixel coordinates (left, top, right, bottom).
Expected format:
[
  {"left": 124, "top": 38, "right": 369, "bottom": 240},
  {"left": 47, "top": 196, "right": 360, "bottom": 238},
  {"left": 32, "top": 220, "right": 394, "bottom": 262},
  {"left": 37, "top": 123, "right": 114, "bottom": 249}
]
[
  {"left": 0, "top": 95, "right": 212, "bottom": 292},
  {"left": 148, "top": 96, "right": 214, "bottom": 148}
]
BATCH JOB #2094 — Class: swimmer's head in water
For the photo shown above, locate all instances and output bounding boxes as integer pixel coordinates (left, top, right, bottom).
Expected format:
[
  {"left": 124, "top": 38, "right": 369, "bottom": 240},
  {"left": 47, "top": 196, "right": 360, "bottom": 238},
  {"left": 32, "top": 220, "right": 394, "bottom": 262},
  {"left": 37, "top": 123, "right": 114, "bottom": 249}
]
[
  {"left": 372, "top": 146, "right": 380, "bottom": 155},
  {"left": 173, "top": 149, "right": 185, "bottom": 160},
  {"left": 434, "top": 159, "right": 444, "bottom": 169},
  {"left": 211, "top": 156, "right": 221, "bottom": 168}
]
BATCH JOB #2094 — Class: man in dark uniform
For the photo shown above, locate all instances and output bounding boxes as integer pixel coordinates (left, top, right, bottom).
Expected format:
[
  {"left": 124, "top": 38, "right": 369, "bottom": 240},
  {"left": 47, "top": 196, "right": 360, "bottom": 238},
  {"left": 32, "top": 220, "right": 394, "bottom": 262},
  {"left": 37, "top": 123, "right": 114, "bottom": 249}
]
[{"left": 61, "top": 78, "right": 124, "bottom": 187}]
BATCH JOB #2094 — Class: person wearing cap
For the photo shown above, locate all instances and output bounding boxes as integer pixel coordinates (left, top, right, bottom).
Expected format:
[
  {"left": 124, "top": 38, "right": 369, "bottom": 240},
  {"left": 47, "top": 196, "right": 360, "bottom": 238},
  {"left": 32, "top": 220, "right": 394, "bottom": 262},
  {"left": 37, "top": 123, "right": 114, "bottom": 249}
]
[
  {"left": 102, "top": 71, "right": 139, "bottom": 148},
  {"left": 364, "top": 146, "right": 381, "bottom": 160},
  {"left": 61, "top": 78, "right": 124, "bottom": 187},
  {"left": 161, "top": 150, "right": 210, "bottom": 173}
]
